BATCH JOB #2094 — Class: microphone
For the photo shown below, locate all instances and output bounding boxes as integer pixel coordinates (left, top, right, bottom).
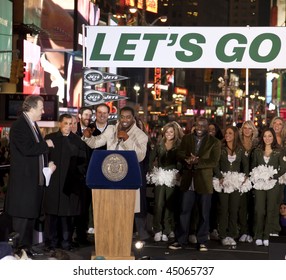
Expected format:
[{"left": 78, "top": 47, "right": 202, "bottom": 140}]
[{"left": 115, "top": 138, "right": 122, "bottom": 150}]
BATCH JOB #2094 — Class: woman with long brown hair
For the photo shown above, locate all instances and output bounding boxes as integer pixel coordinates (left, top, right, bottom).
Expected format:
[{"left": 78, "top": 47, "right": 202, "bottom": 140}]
[
  {"left": 148, "top": 121, "right": 183, "bottom": 242},
  {"left": 214, "top": 126, "right": 249, "bottom": 246},
  {"left": 251, "top": 127, "right": 286, "bottom": 246}
]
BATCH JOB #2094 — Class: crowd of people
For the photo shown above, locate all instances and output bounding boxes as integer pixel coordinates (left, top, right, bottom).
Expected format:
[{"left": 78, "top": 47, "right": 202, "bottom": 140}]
[{"left": 1, "top": 94, "right": 286, "bottom": 259}]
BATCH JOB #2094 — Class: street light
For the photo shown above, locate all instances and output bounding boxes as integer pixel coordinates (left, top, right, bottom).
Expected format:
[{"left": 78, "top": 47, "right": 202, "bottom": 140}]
[
  {"left": 116, "top": 82, "right": 121, "bottom": 93},
  {"left": 150, "top": 16, "right": 167, "bottom": 26},
  {"left": 133, "top": 84, "right": 140, "bottom": 108},
  {"left": 128, "top": 7, "right": 168, "bottom": 26},
  {"left": 129, "top": 6, "right": 137, "bottom": 14},
  {"left": 133, "top": 83, "right": 140, "bottom": 107}
]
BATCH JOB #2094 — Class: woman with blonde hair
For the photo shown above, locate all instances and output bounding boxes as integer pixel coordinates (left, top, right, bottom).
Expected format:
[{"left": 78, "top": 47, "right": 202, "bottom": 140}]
[
  {"left": 270, "top": 116, "right": 286, "bottom": 219},
  {"left": 270, "top": 116, "right": 286, "bottom": 147},
  {"left": 238, "top": 120, "right": 259, "bottom": 243},
  {"left": 148, "top": 121, "right": 183, "bottom": 242},
  {"left": 239, "top": 120, "right": 259, "bottom": 153}
]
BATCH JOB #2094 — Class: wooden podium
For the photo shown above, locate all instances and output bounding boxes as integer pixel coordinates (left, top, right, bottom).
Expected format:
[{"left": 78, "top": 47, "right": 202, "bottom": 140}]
[{"left": 86, "top": 150, "right": 142, "bottom": 260}]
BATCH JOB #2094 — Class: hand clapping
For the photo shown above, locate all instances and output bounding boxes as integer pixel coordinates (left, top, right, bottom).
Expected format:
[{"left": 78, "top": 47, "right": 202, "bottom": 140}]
[{"left": 185, "top": 153, "right": 199, "bottom": 166}]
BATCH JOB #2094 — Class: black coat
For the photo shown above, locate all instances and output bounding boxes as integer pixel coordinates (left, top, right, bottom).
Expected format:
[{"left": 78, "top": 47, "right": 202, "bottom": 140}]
[
  {"left": 44, "top": 131, "right": 88, "bottom": 216},
  {"left": 5, "top": 114, "right": 49, "bottom": 218}
]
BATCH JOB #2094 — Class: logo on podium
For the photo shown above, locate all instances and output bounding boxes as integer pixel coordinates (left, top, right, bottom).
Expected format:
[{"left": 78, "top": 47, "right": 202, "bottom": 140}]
[{"left": 101, "top": 154, "right": 128, "bottom": 182}]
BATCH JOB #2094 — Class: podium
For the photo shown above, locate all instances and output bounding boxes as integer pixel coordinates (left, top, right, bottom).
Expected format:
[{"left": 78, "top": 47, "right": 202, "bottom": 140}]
[{"left": 86, "top": 150, "right": 142, "bottom": 260}]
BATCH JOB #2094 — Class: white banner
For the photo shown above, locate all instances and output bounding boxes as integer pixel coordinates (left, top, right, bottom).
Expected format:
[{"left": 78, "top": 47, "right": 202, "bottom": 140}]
[{"left": 85, "top": 26, "right": 286, "bottom": 69}]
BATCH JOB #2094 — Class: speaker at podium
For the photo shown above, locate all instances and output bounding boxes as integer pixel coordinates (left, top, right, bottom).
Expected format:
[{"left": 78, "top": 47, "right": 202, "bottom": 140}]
[{"left": 86, "top": 150, "right": 142, "bottom": 260}]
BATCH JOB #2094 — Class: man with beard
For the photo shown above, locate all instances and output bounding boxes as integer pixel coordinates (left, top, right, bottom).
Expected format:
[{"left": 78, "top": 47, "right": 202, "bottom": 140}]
[
  {"left": 76, "top": 107, "right": 93, "bottom": 137},
  {"left": 82, "top": 106, "right": 147, "bottom": 163},
  {"left": 169, "top": 117, "right": 221, "bottom": 252}
]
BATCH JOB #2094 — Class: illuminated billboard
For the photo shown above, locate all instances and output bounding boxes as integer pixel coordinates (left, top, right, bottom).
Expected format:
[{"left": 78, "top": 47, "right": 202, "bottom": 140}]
[
  {"left": 23, "top": 0, "right": 42, "bottom": 27},
  {"left": 126, "top": 0, "right": 158, "bottom": 13},
  {"left": 0, "top": 0, "right": 13, "bottom": 79},
  {"left": 23, "top": 40, "right": 43, "bottom": 95},
  {"left": 270, "top": 0, "right": 286, "bottom": 26}
]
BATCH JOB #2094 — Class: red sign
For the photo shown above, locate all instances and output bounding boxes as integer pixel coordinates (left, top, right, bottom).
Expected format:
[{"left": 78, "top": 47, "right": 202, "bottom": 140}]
[{"left": 280, "top": 108, "right": 286, "bottom": 119}]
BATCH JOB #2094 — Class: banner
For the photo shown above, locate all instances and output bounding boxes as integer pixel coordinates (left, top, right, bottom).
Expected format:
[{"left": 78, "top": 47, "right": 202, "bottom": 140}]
[
  {"left": 84, "top": 69, "right": 128, "bottom": 85},
  {"left": 83, "top": 68, "right": 129, "bottom": 106},
  {"left": 83, "top": 89, "right": 128, "bottom": 106},
  {"left": 85, "top": 26, "right": 286, "bottom": 69}
]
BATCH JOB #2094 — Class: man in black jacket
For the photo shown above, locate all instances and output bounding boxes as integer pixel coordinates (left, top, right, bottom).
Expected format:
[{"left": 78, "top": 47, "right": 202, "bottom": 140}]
[
  {"left": 5, "top": 95, "right": 55, "bottom": 250},
  {"left": 44, "top": 114, "right": 88, "bottom": 250}
]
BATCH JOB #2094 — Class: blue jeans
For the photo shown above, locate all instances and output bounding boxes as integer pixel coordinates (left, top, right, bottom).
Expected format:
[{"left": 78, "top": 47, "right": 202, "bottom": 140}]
[{"left": 176, "top": 190, "right": 212, "bottom": 245}]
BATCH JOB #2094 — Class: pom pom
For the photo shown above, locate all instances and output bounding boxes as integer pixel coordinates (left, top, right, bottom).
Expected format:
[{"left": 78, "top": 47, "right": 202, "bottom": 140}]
[
  {"left": 278, "top": 173, "right": 286, "bottom": 185},
  {"left": 213, "top": 177, "right": 223, "bottom": 192},
  {"left": 213, "top": 172, "right": 250, "bottom": 193},
  {"left": 146, "top": 167, "right": 179, "bottom": 188},
  {"left": 237, "top": 178, "right": 252, "bottom": 193},
  {"left": 249, "top": 165, "right": 277, "bottom": 191}
]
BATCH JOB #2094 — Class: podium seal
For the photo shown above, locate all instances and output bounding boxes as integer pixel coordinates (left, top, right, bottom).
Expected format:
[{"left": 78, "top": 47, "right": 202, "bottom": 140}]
[{"left": 102, "top": 153, "right": 128, "bottom": 182}]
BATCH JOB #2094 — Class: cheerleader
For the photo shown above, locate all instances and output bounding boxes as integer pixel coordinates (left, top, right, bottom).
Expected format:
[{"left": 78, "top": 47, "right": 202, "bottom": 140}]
[
  {"left": 270, "top": 116, "right": 286, "bottom": 206},
  {"left": 251, "top": 127, "right": 286, "bottom": 246},
  {"left": 148, "top": 122, "right": 183, "bottom": 242},
  {"left": 238, "top": 120, "right": 259, "bottom": 243},
  {"left": 214, "top": 126, "right": 249, "bottom": 246}
]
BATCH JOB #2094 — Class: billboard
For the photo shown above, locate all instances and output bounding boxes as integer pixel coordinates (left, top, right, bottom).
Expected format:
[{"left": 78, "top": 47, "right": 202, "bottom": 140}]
[
  {"left": 23, "top": 40, "right": 43, "bottom": 95},
  {"left": 270, "top": 0, "right": 286, "bottom": 26},
  {"left": 23, "top": 0, "right": 42, "bottom": 27},
  {"left": 126, "top": 0, "right": 158, "bottom": 13},
  {"left": 0, "top": 0, "right": 13, "bottom": 79},
  {"left": 37, "top": 0, "right": 99, "bottom": 107}
]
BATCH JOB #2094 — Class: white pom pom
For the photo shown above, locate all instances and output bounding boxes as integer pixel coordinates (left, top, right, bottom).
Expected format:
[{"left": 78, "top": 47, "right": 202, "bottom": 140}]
[
  {"left": 213, "top": 177, "right": 223, "bottom": 192},
  {"left": 146, "top": 167, "right": 179, "bottom": 188},
  {"left": 213, "top": 172, "right": 251, "bottom": 194},
  {"left": 249, "top": 165, "right": 277, "bottom": 191},
  {"left": 278, "top": 173, "right": 286, "bottom": 185},
  {"left": 238, "top": 178, "right": 252, "bottom": 193}
]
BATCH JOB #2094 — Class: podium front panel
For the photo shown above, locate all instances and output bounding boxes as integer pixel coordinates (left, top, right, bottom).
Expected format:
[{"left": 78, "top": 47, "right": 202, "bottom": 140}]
[{"left": 86, "top": 150, "right": 142, "bottom": 189}]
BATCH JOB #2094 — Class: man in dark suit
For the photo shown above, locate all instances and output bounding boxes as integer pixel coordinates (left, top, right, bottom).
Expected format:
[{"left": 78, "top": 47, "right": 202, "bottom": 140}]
[
  {"left": 4, "top": 95, "right": 55, "bottom": 251},
  {"left": 44, "top": 114, "right": 88, "bottom": 251},
  {"left": 169, "top": 117, "right": 221, "bottom": 252},
  {"left": 73, "top": 106, "right": 93, "bottom": 244}
]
